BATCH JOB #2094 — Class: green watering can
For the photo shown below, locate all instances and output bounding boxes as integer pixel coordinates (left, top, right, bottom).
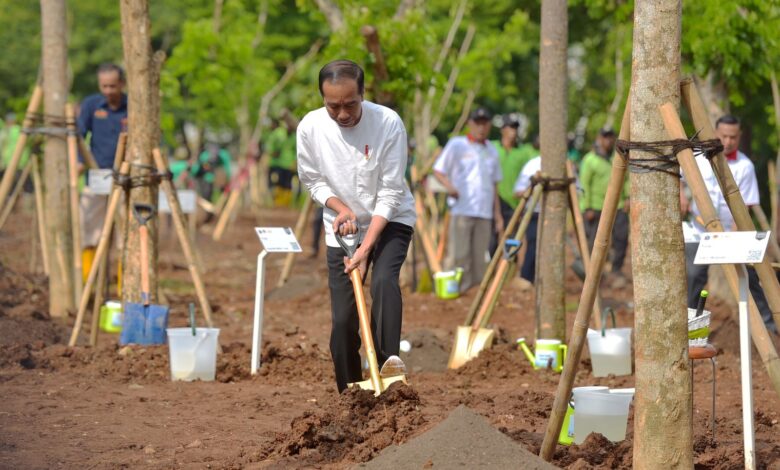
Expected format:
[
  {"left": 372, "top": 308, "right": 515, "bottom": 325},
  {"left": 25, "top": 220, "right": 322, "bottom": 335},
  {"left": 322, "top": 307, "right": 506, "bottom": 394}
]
[{"left": 517, "top": 338, "right": 568, "bottom": 373}]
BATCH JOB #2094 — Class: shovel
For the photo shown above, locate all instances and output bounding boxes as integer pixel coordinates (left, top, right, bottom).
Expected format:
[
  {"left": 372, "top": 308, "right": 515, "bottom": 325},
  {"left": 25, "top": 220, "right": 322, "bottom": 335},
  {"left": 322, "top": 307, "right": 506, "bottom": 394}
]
[
  {"left": 335, "top": 232, "right": 407, "bottom": 396},
  {"left": 448, "top": 183, "right": 544, "bottom": 369},
  {"left": 120, "top": 203, "right": 169, "bottom": 345}
]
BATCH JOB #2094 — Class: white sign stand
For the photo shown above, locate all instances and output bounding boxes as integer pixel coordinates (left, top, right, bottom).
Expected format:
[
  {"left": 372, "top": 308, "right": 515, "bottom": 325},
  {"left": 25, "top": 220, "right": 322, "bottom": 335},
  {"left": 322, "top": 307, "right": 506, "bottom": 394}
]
[
  {"left": 694, "top": 230, "right": 770, "bottom": 470},
  {"left": 251, "top": 227, "right": 302, "bottom": 375}
]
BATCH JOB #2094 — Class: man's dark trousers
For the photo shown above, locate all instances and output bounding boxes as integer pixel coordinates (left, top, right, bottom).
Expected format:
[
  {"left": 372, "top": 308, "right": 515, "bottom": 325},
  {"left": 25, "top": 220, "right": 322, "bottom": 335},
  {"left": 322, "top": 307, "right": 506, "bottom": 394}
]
[{"left": 326, "top": 222, "right": 413, "bottom": 392}]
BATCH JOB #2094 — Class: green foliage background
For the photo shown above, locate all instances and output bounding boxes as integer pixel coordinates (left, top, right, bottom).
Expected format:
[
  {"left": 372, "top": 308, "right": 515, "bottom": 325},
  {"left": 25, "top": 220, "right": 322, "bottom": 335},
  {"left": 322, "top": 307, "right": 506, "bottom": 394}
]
[{"left": 0, "top": 0, "right": 778, "bottom": 164}]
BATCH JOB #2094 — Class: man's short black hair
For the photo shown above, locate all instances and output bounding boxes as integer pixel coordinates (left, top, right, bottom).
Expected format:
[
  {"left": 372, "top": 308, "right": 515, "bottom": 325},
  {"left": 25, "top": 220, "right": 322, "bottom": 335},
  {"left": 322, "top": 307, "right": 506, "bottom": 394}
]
[
  {"left": 318, "top": 60, "right": 364, "bottom": 96},
  {"left": 715, "top": 114, "right": 740, "bottom": 129},
  {"left": 97, "top": 63, "right": 125, "bottom": 81}
]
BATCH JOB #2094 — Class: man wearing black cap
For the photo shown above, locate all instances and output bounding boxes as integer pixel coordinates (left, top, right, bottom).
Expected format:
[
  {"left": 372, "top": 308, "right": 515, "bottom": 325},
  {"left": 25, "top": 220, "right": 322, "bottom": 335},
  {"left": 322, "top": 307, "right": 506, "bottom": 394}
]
[
  {"left": 580, "top": 127, "right": 630, "bottom": 285},
  {"left": 433, "top": 107, "right": 503, "bottom": 292}
]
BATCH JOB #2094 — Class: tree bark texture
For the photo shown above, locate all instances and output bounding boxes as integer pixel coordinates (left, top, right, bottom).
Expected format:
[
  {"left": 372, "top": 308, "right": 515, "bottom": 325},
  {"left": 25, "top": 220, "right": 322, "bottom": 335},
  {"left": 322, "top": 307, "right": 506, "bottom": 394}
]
[
  {"left": 629, "top": 1, "right": 693, "bottom": 468},
  {"left": 536, "top": 0, "right": 568, "bottom": 341},
  {"left": 40, "top": 0, "right": 75, "bottom": 316},
  {"left": 120, "top": 0, "right": 160, "bottom": 306}
]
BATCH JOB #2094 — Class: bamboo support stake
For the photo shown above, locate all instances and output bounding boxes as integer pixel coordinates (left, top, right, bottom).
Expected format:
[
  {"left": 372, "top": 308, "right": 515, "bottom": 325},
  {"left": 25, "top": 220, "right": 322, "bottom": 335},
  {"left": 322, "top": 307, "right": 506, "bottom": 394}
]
[
  {"left": 89, "top": 236, "right": 110, "bottom": 346},
  {"left": 31, "top": 155, "right": 49, "bottom": 274},
  {"left": 751, "top": 205, "right": 780, "bottom": 263},
  {"left": 435, "top": 211, "right": 450, "bottom": 265},
  {"left": 0, "top": 160, "right": 32, "bottom": 230},
  {"left": 76, "top": 135, "right": 99, "bottom": 169},
  {"left": 682, "top": 79, "right": 780, "bottom": 327},
  {"left": 66, "top": 104, "right": 83, "bottom": 306},
  {"left": 463, "top": 187, "right": 531, "bottom": 327},
  {"left": 0, "top": 85, "right": 42, "bottom": 216},
  {"left": 414, "top": 192, "right": 443, "bottom": 274},
  {"left": 152, "top": 149, "right": 214, "bottom": 327},
  {"left": 277, "top": 196, "right": 314, "bottom": 287},
  {"left": 660, "top": 102, "right": 780, "bottom": 398},
  {"left": 566, "top": 160, "right": 603, "bottom": 330},
  {"left": 69, "top": 162, "right": 130, "bottom": 346},
  {"left": 540, "top": 101, "right": 630, "bottom": 461},
  {"left": 769, "top": 161, "right": 777, "bottom": 233}
]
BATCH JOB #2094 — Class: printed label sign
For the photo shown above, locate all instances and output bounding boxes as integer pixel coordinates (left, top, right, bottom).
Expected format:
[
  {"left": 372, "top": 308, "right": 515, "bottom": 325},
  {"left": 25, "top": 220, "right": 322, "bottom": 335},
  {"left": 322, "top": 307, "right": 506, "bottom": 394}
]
[
  {"left": 682, "top": 221, "right": 701, "bottom": 243},
  {"left": 87, "top": 169, "right": 113, "bottom": 195},
  {"left": 158, "top": 189, "right": 196, "bottom": 214},
  {"left": 694, "top": 231, "right": 770, "bottom": 265},
  {"left": 254, "top": 227, "right": 302, "bottom": 253}
]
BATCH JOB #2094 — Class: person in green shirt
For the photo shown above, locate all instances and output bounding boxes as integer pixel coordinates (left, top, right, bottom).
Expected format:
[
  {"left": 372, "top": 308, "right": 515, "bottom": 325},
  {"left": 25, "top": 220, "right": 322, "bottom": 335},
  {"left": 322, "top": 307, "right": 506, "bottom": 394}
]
[
  {"left": 266, "top": 118, "right": 298, "bottom": 206},
  {"left": 580, "top": 127, "right": 629, "bottom": 280},
  {"left": 192, "top": 143, "right": 232, "bottom": 202},
  {"left": 490, "top": 115, "right": 536, "bottom": 253}
]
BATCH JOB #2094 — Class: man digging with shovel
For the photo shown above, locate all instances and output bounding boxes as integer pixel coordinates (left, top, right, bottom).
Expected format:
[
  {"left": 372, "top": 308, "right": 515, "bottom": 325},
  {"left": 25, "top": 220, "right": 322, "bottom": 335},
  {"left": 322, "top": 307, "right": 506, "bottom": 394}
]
[{"left": 297, "top": 60, "right": 416, "bottom": 394}]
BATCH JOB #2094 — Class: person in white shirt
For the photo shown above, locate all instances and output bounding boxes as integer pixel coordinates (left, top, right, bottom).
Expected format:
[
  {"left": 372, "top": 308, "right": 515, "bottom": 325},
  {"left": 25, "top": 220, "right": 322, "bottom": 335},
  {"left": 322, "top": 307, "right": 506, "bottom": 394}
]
[
  {"left": 297, "top": 60, "right": 416, "bottom": 393},
  {"left": 513, "top": 155, "right": 541, "bottom": 283},
  {"left": 433, "top": 107, "right": 503, "bottom": 292},
  {"left": 682, "top": 115, "right": 778, "bottom": 334}
]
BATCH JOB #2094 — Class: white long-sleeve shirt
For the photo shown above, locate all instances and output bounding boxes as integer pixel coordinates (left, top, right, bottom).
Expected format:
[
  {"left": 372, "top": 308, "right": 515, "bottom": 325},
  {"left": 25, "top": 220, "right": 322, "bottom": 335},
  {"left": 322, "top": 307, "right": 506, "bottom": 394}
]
[{"left": 297, "top": 100, "right": 416, "bottom": 247}]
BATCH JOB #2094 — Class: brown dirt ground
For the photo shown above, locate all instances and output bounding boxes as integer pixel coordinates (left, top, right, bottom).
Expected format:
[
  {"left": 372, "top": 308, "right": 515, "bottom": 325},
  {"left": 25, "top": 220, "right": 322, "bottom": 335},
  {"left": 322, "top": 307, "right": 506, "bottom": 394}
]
[{"left": 1, "top": 204, "right": 779, "bottom": 469}]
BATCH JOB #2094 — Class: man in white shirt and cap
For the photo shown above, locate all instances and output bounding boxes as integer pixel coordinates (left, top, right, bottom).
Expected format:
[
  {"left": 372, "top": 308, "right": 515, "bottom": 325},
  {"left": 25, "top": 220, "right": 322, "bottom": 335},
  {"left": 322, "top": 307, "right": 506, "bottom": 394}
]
[
  {"left": 297, "top": 60, "right": 417, "bottom": 392},
  {"left": 683, "top": 115, "right": 778, "bottom": 334},
  {"left": 433, "top": 107, "right": 503, "bottom": 292}
]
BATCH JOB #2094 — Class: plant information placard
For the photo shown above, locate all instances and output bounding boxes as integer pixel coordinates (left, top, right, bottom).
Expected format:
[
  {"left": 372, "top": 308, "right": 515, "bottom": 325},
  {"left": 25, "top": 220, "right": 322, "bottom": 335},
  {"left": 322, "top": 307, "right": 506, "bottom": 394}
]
[
  {"left": 694, "top": 231, "right": 770, "bottom": 265},
  {"left": 254, "top": 227, "right": 302, "bottom": 253}
]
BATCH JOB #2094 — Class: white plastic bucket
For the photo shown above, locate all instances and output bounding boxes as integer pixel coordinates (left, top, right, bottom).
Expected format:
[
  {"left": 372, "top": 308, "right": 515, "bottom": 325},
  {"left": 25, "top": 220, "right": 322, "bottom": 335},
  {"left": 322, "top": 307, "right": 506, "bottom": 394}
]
[
  {"left": 166, "top": 328, "right": 220, "bottom": 381},
  {"left": 573, "top": 389, "right": 634, "bottom": 444},
  {"left": 587, "top": 327, "right": 632, "bottom": 377}
]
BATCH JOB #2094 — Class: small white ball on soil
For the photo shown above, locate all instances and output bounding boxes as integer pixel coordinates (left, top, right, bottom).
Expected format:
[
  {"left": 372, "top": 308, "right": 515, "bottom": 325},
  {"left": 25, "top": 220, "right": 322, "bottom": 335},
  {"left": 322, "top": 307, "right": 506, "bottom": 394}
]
[{"left": 400, "top": 340, "right": 412, "bottom": 353}]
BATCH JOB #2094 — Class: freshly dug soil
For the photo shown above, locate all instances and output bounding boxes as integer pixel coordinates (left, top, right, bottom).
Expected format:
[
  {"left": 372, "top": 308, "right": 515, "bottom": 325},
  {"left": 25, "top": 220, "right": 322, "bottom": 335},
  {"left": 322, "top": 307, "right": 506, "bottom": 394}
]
[
  {"left": 1, "top": 208, "right": 780, "bottom": 469},
  {"left": 260, "top": 383, "right": 426, "bottom": 466},
  {"left": 359, "top": 404, "right": 559, "bottom": 469}
]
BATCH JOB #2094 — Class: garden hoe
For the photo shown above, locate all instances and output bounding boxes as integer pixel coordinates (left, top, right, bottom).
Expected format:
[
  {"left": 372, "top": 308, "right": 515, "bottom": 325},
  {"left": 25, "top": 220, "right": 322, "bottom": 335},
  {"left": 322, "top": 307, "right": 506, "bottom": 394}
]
[
  {"left": 448, "top": 182, "right": 543, "bottom": 369},
  {"left": 336, "top": 233, "right": 407, "bottom": 396}
]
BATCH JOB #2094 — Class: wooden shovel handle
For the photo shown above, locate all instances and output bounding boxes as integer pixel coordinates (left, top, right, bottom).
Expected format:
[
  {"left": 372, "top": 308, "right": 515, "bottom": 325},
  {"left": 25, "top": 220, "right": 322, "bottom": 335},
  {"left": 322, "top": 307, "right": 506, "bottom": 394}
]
[
  {"left": 349, "top": 268, "right": 383, "bottom": 392},
  {"left": 140, "top": 225, "right": 150, "bottom": 305}
]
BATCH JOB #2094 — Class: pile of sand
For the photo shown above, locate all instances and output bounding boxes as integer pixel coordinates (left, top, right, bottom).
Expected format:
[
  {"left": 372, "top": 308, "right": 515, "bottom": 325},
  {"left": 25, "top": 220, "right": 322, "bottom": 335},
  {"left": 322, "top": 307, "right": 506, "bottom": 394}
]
[{"left": 359, "top": 405, "right": 559, "bottom": 469}]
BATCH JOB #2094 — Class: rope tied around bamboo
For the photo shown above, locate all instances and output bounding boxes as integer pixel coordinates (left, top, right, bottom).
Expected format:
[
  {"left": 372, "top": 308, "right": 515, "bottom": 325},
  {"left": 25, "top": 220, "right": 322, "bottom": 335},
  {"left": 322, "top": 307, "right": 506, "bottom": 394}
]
[
  {"left": 21, "top": 111, "right": 69, "bottom": 139},
  {"left": 112, "top": 163, "right": 171, "bottom": 191},
  {"left": 530, "top": 174, "right": 574, "bottom": 192},
  {"left": 615, "top": 137, "right": 723, "bottom": 177}
]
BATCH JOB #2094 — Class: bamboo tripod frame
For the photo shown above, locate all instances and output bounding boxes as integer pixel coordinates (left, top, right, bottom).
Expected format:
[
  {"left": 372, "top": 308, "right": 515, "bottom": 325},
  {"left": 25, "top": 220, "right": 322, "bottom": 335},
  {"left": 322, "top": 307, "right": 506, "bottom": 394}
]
[
  {"left": 276, "top": 196, "right": 314, "bottom": 287},
  {"left": 540, "top": 84, "right": 780, "bottom": 461}
]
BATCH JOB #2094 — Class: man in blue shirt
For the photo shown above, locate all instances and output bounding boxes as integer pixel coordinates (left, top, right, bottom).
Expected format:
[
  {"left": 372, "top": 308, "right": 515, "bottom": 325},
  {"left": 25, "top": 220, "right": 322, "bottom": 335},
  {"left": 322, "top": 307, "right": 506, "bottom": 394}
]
[
  {"left": 76, "top": 63, "right": 128, "bottom": 281},
  {"left": 78, "top": 63, "right": 128, "bottom": 169}
]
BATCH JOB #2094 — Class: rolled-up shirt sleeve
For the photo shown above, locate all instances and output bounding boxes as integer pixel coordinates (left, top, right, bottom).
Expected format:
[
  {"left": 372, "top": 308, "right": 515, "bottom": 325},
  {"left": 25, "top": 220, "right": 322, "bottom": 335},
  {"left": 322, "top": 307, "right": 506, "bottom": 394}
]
[
  {"left": 373, "top": 126, "right": 408, "bottom": 220},
  {"left": 297, "top": 125, "right": 336, "bottom": 206}
]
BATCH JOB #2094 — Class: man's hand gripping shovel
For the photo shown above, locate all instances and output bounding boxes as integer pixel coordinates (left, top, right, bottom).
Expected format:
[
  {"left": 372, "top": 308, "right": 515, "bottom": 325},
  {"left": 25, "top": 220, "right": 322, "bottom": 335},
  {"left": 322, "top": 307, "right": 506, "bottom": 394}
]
[{"left": 335, "top": 231, "right": 407, "bottom": 396}]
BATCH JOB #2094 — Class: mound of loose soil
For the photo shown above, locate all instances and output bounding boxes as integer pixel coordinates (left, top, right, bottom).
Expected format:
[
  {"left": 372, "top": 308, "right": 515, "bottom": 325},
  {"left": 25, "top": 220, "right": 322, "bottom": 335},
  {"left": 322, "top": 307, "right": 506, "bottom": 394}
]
[
  {"left": 260, "top": 383, "right": 426, "bottom": 466},
  {"left": 0, "top": 263, "right": 65, "bottom": 347},
  {"left": 359, "top": 405, "right": 558, "bottom": 469},
  {"left": 399, "top": 328, "right": 450, "bottom": 373}
]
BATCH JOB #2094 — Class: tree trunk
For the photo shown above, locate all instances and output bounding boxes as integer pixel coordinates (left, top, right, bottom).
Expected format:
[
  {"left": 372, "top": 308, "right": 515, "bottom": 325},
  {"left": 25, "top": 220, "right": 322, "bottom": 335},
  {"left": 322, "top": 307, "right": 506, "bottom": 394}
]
[
  {"left": 40, "top": 0, "right": 74, "bottom": 316},
  {"left": 630, "top": 1, "right": 692, "bottom": 467},
  {"left": 536, "top": 0, "right": 568, "bottom": 341},
  {"left": 120, "top": 0, "right": 160, "bottom": 306}
]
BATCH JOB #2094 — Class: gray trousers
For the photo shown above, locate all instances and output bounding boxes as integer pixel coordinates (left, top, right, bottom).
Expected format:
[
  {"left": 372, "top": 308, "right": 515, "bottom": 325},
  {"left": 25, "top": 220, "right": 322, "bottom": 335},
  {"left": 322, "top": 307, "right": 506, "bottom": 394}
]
[{"left": 446, "top": 215, "right": 492, "bottom": 292}]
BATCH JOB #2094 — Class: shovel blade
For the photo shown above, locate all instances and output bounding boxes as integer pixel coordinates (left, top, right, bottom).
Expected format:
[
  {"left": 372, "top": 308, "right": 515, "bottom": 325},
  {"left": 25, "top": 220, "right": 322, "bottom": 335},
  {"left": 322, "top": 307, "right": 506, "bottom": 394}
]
[
  {"left": 348, "top": 373, "right": 407, "bottom": 396},
  {"left": 379, "top": 355, "right": 407, "bottom": 378},
  {"left": 447, "top": 326, "right": 496, "bottom": 370},
  {"left": 447, "top": 325, "right": 474, "bottom": 369},
  {"left": 468, "top": 327, "right": 496, "bottom": 359},
  {"left": 120, "top": 302, "right": 169, "bottom": 345}
]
